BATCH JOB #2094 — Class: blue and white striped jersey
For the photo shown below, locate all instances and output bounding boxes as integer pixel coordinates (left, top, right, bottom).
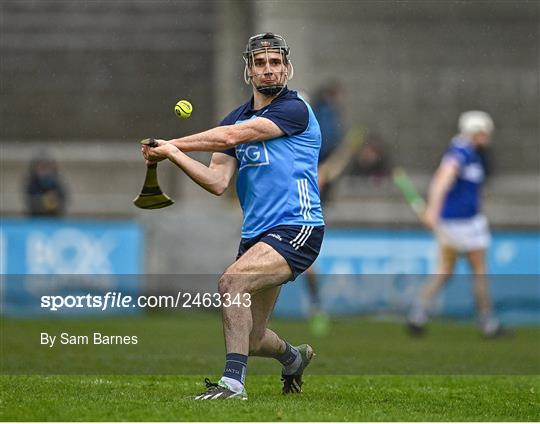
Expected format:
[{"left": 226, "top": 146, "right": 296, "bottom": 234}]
[{"left": 221, "top": 88, "right": 325, "bottom": 238}]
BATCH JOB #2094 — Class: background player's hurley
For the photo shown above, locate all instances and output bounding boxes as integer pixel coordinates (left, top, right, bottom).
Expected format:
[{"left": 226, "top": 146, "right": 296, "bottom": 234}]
[
  {"left": 133, "top": 138, "right": 174, "bottom": 209},
  {"left": 392, "top": 167, "right": 426, "bottom": 217},
  {"left": 317, "top": 126, "right": 364, "bottom": 185},
  {"left": 392, "top": 166, "right": 448, "bottom": 244}
]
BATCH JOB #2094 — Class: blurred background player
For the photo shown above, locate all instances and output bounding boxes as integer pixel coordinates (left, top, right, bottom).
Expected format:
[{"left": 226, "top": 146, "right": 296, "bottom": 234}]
[
  {"left": 23, "top": 152, "right": 68, "bottom": 217},
  {"left": 407, "top": 111, "right": 502, "bottom": 337},
  {"left": 305, "top": 82, "right": 378, "bottom": 335},
  {"left": 303, "top": 81, "right": 344, "bottom": 335}
]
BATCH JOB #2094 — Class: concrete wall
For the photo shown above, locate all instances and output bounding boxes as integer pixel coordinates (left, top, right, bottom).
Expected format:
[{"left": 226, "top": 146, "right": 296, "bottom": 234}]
[
  {"left": 1, "top": 0, "right": 219, "bottom": 140},
  {"left": 2, "top": 140, "right": 537, "bottom": 229},
  {"left": 2, "top": 1, "right": 538, "bottom": 173}
]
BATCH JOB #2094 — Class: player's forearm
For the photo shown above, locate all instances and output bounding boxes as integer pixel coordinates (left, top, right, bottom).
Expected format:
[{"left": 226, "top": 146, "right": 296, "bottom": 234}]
[
  {"left": 166, "top": 149, "right": 228, "bottom": 196},
  {"left": 427, "top": 187, "right": 445, "bottom": 217},
  {"left": 168, "top": 126, "right": 242, "bottom": 153},
  {"left": 167, "top": 119, "right": 279, "bottom": 153},
  {"left": 427, "top": 169, "right": 454, "bottom": 215}
]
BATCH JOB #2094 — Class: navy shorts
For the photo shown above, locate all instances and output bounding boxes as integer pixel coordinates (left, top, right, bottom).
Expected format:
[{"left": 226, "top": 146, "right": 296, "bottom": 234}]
[{"left": 237, "top": 225, "right": 325, "bottom": 281}]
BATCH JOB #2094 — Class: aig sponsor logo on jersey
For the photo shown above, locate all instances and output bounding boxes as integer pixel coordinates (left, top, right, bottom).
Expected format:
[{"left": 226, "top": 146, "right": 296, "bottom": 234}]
[
  {"left": 462, "top": 163, "right": 484, "bottom": 183},
  {"left": 236, "top": 142, "right": 270, "bottom": 170}
]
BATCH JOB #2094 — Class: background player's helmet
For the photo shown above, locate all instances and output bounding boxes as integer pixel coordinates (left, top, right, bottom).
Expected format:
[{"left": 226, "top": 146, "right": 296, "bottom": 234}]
[
  {"left": 458, "top": 111, "right": 494, "bottom": 135},
  {"left": 243, "top": 32, "right": 294, "bottom": 96}
]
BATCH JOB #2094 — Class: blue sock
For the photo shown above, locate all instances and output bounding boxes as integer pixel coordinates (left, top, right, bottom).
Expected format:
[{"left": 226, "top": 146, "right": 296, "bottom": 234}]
[
  {"left": 223, "top": 353, "right": 248, "bottom": 386},
  {"left": 277, "top": 341, "right": 300, "bottom": 372}
]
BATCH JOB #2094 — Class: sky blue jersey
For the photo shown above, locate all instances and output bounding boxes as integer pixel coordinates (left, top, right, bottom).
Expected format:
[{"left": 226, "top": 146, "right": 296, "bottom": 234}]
[
  {"left": 221, "top": 88, "right": 325, "bottom": 238},
  {"left": 441, "top": 136, "right": 486, "bottom": 219}
]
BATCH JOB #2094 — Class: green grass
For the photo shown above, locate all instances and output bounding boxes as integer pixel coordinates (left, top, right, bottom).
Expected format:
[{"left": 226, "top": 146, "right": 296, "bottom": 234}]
[
  {"left": 1, "top": 375, "right": 538, "bottom": 421},
  {"left": 1, "top": 313, "right": 539, "bottom": 421}
]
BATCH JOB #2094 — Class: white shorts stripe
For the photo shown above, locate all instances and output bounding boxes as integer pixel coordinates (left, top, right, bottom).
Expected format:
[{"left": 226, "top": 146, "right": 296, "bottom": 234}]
[
  {"left": 293, "top": 225, "right": 313, "bottom": 250},
  {"left": 290, "top": 225, "right": 307, "bottom": 247}
]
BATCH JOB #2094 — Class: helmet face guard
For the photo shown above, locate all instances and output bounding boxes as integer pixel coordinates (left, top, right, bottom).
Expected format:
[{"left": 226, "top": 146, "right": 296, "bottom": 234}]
[{"left": 243, "top": 32, "right": 293, "bottom": 96}]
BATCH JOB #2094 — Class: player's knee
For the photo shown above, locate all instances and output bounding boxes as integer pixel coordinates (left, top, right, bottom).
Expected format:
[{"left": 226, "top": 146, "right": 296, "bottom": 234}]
[
  {"left": 218, "top": 273, "right": 234, "bottom": 295},
  {"left": 439, "top": 271, "right": 453, "bottom": 283},
  {"left": 437, "top": 263, "right": 454, "bottom": 279},
  {"left": 442, "top": 269, "right": 454, "bottom": 277},
  {"left": 470, "top": 263, "right": 486, "bottom": 275},
  {"left": 218, "top": 272, "right": 247, "bottom": 295}
]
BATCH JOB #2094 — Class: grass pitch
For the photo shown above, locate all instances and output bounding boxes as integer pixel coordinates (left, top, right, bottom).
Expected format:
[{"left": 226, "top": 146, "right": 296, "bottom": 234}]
[
  {"left": 1, "top": 313, "right": 539, "bottom": 421},
  {"left": 3, "top": 374, "right": 538, "bottom": 421}
]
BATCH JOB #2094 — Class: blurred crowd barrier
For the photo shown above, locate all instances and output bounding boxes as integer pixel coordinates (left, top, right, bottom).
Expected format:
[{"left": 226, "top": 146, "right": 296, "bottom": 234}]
[{"left": 1, "top": 141, "right": 538, "bottom": 228}]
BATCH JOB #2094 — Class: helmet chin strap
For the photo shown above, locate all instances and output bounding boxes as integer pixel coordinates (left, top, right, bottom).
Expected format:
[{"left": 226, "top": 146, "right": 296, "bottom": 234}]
[
  {"left": 251, "top": 68, "right": 290, "bottom": 97},
  {"left": 256, "top": 84, "right": 285, "bottom": 96},
  {"left": 254, "top": 71, "right": 288, "bottom": 96}
]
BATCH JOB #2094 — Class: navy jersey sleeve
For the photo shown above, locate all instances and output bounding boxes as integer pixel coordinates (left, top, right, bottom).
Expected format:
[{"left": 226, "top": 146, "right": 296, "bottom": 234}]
[
  {"left": 261, "top": 98, "right": 309, "bottom": 136},
  {"left": 221, "top": 148, "right": 236, "bottom": 158}
]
